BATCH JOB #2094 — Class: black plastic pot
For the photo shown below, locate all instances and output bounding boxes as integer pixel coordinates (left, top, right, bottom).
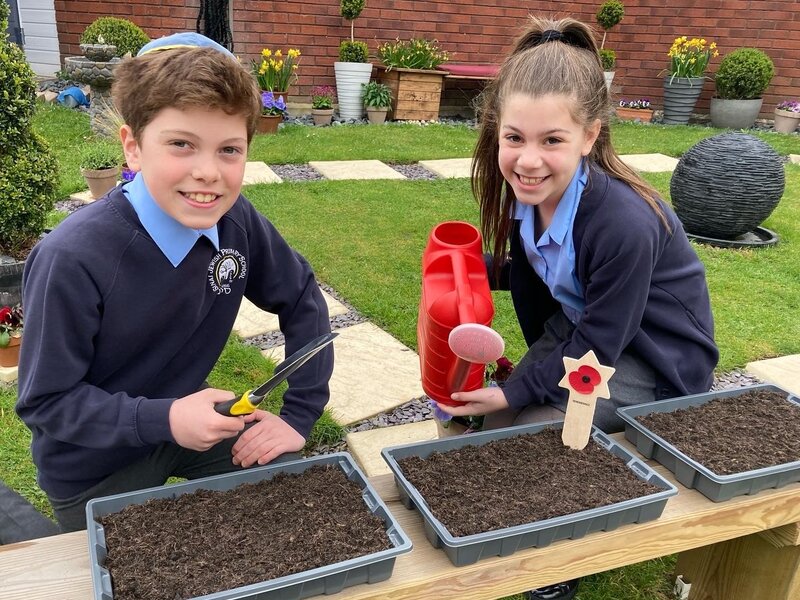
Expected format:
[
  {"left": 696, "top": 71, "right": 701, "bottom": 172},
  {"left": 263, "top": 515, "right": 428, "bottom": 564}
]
[{"left": 0, "top": 255, "right": 24, "bottom": 307}]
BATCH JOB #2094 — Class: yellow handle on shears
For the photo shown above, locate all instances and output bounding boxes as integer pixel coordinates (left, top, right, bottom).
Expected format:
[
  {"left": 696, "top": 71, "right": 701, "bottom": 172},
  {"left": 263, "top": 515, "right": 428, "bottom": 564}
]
[{"left": 214, "top": 390, "right": 258, "bottom": 416}]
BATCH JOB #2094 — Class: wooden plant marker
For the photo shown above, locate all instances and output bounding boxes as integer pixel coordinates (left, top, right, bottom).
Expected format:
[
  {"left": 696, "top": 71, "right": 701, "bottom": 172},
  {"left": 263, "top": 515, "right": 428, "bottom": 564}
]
[{"left": 557, "top": 350, "right": 615, "bottom": 450}]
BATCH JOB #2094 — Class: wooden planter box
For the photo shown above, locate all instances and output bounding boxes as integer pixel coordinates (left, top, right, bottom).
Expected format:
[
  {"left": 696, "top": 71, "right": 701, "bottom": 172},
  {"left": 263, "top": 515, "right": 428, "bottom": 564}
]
[
  {"left": 376, "top": 66, "right": 447, "bottom": 121},
  {"left": 615, "top": 107, "right": 654, "bottom": 122}
]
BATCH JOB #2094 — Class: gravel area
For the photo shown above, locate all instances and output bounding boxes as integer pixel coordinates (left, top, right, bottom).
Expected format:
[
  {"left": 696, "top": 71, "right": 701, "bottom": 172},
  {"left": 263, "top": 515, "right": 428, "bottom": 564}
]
[
  {"left": 53, "top": 199, "right": 87, "bottom": 215},
  {"left": 268, "top": 164, "right": 325, "bottom": 182},
  {"left": 388, "top": 163, "right": 439, "bottom": 180}
]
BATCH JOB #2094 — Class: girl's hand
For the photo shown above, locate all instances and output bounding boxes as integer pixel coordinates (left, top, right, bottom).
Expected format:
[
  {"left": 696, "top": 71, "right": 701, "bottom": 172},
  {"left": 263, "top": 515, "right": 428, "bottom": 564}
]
[{"left": 438, "top": 386, "right": 510, "bottom": 416}]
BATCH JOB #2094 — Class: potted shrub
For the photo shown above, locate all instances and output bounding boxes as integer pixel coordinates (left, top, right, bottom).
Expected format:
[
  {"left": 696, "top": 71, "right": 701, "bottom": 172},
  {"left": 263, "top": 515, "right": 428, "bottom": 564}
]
[
  {"left": 257, "top": 90, "right": 288, "bottom": 135},
  {"left": 80, "top": 16, "right": 150, "bottom": 58},
  {"left": 334, "top": 0, "right": 372, "bottom": 120},
  {"left": 79, "top": 140, "right": 122, "bottom": 200},
  {"left": 595, "top": 0, "right": 624, "bottom": 90},
  {"left": 376, "top": 37, "right": 449, "bottom": 121},
  {"left": 0, "top": 1, "right": 58, "bottom": 308},
  {"left": 662, "top": 36, "right": 719, "bottom": 125},
  {"left": 310, "top": 85, "right": 336, "bottom": 126},
  {"left": 710, "top": 47, "right": 775, "bottom": 129},
  {"left": 252, "top": 47, "right": 301, "bottom": 105},
  {"left": 615, "top": 98, "right": 653, "bottom": 122},
  {"left": 362, "top": 81, "right": 392, "bottom": 124},
  {"left": 774, "top": 99, "right": 800, "bottom": 134}
]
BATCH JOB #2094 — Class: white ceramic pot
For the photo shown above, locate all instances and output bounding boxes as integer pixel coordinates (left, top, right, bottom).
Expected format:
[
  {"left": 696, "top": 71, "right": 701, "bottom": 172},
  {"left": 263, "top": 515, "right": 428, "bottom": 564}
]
[
  {"left": 604, "top": 71, "right": 615, "bottom": 92},
  {"left": 334, "top": 62, "right": 373, "bottom": 120}
]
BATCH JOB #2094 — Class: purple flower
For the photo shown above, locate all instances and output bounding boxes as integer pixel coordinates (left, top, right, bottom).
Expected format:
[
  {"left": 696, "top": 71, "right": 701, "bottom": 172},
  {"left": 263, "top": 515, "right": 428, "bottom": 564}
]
[
  {"left": 261, "top": 91, "right": 288, "bottom": 117},
  {"left": 776, "top": 100, "right": 800, "bottom": 113}
]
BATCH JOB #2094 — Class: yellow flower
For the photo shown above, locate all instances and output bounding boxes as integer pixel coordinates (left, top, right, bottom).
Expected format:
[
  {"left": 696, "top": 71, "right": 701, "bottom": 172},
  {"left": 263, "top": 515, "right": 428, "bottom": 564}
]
[
  {"left": 275, "top": 49, "right": 282, "bottom": 57},
  {"left": 288, "top": 48, "right": 300, "bottom": 58},
  {"left": 292, "top": 64, "right": 298, "bottom": 70},
  {"left": 261, "top": 48, "right": 271, "bottom": 58}
]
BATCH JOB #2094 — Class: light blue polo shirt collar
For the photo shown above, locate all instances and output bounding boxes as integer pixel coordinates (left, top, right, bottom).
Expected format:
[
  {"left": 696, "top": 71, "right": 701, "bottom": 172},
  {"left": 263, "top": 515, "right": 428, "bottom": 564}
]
[
  {"left": 514, "top": 160, "right": 588, "bottom": 249},
  {"left": 122, "top": 172, "right": 219, "bottom": 267}
]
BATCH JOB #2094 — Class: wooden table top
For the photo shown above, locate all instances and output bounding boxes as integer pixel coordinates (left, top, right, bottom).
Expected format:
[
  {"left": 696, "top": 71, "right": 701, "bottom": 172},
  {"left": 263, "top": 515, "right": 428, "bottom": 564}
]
[{"left": 1, "top": 435, "right": 798, "bottom": 600}]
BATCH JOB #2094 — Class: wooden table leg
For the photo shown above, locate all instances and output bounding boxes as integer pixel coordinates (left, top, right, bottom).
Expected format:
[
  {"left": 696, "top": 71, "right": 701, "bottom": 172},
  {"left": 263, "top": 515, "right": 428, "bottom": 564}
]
[{"left": 675, "top": 525, "right": 800, "bottom": 600}]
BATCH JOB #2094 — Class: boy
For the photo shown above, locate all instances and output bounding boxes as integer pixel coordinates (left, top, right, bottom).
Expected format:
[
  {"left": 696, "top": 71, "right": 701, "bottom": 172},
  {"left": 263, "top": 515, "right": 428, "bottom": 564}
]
[{"left": 16, "top": 33, "right": 333, "bottom": 532}]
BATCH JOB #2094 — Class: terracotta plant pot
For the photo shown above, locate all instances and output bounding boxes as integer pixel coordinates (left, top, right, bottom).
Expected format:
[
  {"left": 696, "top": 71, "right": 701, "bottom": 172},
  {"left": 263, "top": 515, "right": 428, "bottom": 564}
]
[
  {"left": 366, "top": 107, "right": 389, "bottom": 124},
  {"left": 81, "top": 166, "right": 120, "bottom": 200},
  {"left": 256, "top": 114, "right": 283, "bottom": 134},
  {"left": 615, "top": 107, "right": 654, "bottom": 122},
  {"left": 773, "top": 108, "right": 800, "bottom": 134},
  {"left": 311, "top": 108, "right": 333, "bottom": 126},
  {"left": 0, "top": 336, "right": 21, "bottom": 368}
]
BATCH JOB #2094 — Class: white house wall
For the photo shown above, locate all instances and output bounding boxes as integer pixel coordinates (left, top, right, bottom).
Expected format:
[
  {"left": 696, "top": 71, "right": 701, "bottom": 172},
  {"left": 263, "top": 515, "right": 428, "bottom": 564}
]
[{"left": 19, "top": 0, "right": 60, "bottom": 77}]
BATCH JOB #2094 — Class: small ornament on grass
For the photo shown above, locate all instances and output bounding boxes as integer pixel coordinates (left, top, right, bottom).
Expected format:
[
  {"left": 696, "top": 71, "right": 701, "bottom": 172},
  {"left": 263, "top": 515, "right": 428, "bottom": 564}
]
[{"left": 558, "top": 350, "right": 615, "bottom": 450}]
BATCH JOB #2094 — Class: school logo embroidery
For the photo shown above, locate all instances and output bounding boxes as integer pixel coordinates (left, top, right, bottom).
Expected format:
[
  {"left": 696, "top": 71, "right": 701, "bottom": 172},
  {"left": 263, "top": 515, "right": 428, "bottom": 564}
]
[{"left": 208, "top": 249, "right": 247, "bottom": 294}]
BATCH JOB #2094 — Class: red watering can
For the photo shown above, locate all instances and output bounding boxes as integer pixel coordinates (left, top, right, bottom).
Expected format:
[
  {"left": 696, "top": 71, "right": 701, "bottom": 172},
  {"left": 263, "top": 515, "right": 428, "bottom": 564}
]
[{"left": 418, "top": 222, "right": 504, "bottom": 407}]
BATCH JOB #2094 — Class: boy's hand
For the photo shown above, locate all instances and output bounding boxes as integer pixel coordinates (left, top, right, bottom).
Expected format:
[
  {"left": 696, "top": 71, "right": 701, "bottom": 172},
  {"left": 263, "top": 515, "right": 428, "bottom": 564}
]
[
  {"left": 438, "top": 386, "right": 510, "bottom": 416},
  {"left": 169, "top": 388, "right": 246, "bottom": 451},
  {"left": 232, "top": 410, "right": 305, "bottom": 468}
]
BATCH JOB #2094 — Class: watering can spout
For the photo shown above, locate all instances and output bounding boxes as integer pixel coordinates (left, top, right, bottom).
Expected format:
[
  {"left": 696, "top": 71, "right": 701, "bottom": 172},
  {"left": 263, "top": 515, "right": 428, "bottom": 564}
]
[{"left": 417, "top": 222, "right": 498, "bottom": 407}]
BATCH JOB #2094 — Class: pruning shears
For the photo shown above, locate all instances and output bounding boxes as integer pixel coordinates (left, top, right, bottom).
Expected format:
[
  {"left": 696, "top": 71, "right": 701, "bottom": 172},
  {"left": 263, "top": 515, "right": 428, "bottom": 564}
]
[{"left": 214, "top": 332, "right": 338, "bottom": 416}]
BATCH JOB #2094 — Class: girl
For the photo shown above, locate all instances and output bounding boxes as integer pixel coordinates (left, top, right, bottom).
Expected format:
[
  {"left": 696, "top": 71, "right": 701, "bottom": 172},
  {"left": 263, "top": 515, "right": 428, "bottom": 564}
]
[
  {"left": 438, "top": 16, "right": 718, "bottom": 600},
  {"left": 439, "top": 16, "right": 718, "bottom": 436}
]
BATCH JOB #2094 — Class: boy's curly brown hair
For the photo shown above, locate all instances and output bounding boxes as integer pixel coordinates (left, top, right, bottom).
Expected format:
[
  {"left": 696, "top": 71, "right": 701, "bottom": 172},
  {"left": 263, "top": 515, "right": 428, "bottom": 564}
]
[{"left": 112, "top": 47, "right": 261, "bottom": 142}]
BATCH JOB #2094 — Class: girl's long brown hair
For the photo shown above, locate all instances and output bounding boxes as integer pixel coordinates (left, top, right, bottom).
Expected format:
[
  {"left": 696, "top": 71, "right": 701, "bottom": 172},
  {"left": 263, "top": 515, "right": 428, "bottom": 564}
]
[{"left": 471, "top": 16, "right": 667, "bottom": 272}]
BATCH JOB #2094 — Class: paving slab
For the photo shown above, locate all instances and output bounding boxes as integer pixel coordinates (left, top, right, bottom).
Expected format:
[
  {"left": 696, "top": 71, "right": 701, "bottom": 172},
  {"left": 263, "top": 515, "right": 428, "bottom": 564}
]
[
  {"left": 789, "top": 154, "right": 800, "bottom": 166},
  {"left": 0, "top": 365, "right": 18, "bottom": 383},
  {"left": 242, "top": 161, "right": 282, "bottom": 185},
  {"left": 261, "top": 321, "right": 424, "bottom": 425},
  {"left": 619, "top": 153, "right": 679, "bottom": 173},
  {"left": 745, "top": 354, "right": 800, "bottom": 396},
  {"left": 232, "top": 290, "right": 347, "bottom": 338},
  {"left": 346, "top": 420, "right": 438, "bottom": 477},
  {"left": 418, "top": 158, "right": 473, "bottom": 178},
  {"left": 308, "top": 160, "right": 406, "bottom": 181}
]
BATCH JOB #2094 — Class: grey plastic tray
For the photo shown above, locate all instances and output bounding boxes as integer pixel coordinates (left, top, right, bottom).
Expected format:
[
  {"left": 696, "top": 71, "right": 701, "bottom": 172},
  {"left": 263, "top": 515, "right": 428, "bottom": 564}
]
[
  {"left": 617, "top": 383, "right": 800, "bottom": 502},
  {"left": 86, "top": 452, "right": 412, "bottom": 600},
  {"left": 381, "top": 421, "right": 677, "bottom": 566}
]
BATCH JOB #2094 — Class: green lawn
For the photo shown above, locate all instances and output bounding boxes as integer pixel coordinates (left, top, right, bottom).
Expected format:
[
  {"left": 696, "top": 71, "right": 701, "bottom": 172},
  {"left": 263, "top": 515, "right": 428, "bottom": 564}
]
[{"left": 7, "top": 103, "right": 800, "bottom": 600}]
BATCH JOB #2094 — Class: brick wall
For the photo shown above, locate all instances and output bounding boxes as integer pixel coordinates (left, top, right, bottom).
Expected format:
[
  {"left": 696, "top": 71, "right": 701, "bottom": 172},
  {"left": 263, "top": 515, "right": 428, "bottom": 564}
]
[{"left": 55, "top": 0, "right": 800, "bottom": 117}]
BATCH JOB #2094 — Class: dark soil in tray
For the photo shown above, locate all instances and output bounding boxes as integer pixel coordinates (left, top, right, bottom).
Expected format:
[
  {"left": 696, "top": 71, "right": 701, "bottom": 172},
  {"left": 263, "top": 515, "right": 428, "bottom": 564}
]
[
  {"left": 98, "top": 465, "right": 391, "bottom": 600},
  {"left": 397, "top": 428, "right": 663, "bottom": 537},
  {"left": 636, "top": 389, "right": 800, "bottom": 475}
]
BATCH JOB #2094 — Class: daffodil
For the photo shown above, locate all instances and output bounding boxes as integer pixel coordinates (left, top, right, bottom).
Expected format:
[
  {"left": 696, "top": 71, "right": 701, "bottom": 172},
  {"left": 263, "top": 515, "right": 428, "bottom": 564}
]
[{"left": 252, "top": 47, "right": 302, "bottom": 92}]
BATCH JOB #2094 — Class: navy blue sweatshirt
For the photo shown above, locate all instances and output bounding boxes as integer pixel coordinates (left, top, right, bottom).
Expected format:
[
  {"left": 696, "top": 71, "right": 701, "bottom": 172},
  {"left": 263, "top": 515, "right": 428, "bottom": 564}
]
[
  {"left": 17, "top": 187, "right": 332, "bottom": 498},
  {"left": 500, "top": 168, "right": 718, "bottom": 410}
]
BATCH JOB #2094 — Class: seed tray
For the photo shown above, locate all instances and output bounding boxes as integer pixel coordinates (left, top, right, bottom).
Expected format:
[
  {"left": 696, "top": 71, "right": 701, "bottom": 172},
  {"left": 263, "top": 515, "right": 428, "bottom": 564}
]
[
  {"left": 86, "top": 452, "right": 412, "bottom": 600},
  {"left": 617, "top": 383, "right": 800, "bottom": 502},
  {"left": 381, "top": 421, "right": 677, "bottom": 566}
]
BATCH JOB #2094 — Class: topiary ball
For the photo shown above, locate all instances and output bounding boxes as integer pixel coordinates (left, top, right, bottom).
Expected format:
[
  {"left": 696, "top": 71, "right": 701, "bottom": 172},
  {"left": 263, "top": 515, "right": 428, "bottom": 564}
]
[
  {"left": 670, "top": 132, "right": 785, "bottom": 240},
  {"left": 714, "top": 48, "right": 774, "bottom": 100},
  {"left": 80, "top": 17, "right": 150, "bottom": 57}
]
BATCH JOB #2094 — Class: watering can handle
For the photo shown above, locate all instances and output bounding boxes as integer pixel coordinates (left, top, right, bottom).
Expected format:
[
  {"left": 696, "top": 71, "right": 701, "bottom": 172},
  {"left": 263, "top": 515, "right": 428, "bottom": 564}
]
[{"left": 451, "top": 251, "right": 476, "bottom": 324}]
